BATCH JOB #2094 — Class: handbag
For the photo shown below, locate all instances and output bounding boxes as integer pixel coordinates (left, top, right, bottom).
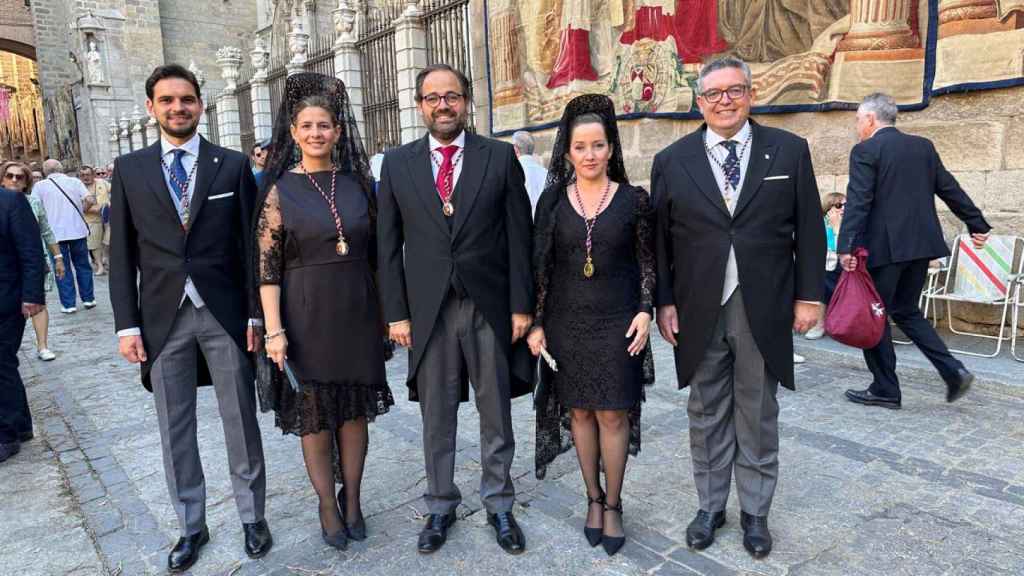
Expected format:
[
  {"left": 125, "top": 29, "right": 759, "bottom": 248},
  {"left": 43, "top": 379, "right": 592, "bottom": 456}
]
[
  {"left": 532, "top": 347, "right": 558, "bottom": 411},
  {"left": 824, "top": 247, "right": 887, "bottom": 349}
]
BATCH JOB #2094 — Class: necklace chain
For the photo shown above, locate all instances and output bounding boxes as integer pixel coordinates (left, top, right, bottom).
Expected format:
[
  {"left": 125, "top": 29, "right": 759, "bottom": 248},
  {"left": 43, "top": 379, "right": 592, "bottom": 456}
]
[
  {"left": 703, "top": 130, "right": 752, "bottom": 208},
  {"left": 160, "top": 153, "right": 199, "bottom": 229},
  {"left": 302, "top": 164, "right": 349, "bottom": 255},
  {"left": 573, "top": 178, "right": 612, "bottom": 279}
]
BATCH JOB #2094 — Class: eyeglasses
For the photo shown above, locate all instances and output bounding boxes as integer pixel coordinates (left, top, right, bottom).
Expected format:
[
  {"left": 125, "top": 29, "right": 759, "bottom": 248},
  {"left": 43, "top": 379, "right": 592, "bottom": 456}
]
[
  {"left": 420, "top": 92, "right": 464, "bottom": 107},
  {"left": 700, "top": 85, "right": 749, "bottom": 104},
  {"left": 3, "top": 173, "right": 26, "bottom": 181}
]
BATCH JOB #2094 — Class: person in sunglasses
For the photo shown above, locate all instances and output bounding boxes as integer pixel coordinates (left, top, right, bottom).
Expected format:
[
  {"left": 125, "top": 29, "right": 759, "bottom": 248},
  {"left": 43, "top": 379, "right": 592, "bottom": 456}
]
[
  {"left": 0, "top": 161, "right": 63, "bottom": 362},
  {"left": 805, "top": 193, "right": 846, "bottom": 340}
]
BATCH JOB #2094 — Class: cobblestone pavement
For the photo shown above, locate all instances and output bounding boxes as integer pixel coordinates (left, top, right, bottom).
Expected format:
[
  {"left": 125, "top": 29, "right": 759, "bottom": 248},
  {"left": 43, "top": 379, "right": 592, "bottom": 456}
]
[{"left": 4, "top": 277, "right": 1024, "bottom": 576}]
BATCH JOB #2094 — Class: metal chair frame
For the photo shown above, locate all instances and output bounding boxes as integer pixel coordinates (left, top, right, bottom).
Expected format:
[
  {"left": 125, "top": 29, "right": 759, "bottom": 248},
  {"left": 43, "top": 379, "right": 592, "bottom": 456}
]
[
  {"left": 924, "top": 234, "right": 1023, "bottom": 358},
  {"left": 1012, "top": 281, "right": 1024, "bottom": 362}
]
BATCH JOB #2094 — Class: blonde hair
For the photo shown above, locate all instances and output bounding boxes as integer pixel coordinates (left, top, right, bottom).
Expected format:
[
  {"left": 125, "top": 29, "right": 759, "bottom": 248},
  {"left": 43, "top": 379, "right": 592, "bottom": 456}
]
[
  {"left": 821, "top": 192, "right": 846, "bottom": 216},
  {"left": 0, "top": 161, "right": 33, "bottom": 194}
]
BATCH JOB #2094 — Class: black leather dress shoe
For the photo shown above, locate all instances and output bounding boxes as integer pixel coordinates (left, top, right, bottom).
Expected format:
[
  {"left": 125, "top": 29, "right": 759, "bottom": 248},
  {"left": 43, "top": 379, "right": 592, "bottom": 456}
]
[
  {"left": 168, "top": 526, "right": 209, "bottom": 573},
  {"left": 0, "top": 441, "right": 20, "bottom": 464},
  {"left": 946, "top": 369, "right": 974, "bottom": 403},
  {"left": 488, "top": 511, "right": 525, "bottom": 555},
  {"left": 243, "top": 519, "right": 273, "bottom": 559},
  {"left": 845, "top": 388, "right": 901, "bottom": 409},
  {"left": 740, "top": 512, "right": 773, "bottom": 558},
  {"left": 417, "top": 512, "right": 456, "bottom": 554},
  {"left": 685, "top": 510, "right": 725, "bottom": 550}
]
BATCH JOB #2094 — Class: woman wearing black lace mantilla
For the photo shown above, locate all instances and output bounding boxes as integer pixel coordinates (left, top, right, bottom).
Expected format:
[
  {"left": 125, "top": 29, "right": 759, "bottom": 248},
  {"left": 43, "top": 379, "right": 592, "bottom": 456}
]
[
  {"left": 527, "top": 94, "right": 656, "bottom": 556},
  {"left": 252, "top": 73, "right": 393, "bottom": 550}
]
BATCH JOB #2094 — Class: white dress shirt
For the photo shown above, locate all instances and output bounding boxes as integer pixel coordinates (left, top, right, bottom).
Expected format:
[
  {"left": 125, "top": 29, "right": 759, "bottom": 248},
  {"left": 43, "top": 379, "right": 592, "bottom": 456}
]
[
  {"left": 428, "top": 130, "right": 466, "bottom": 189},
  {"left": 704, "top": 120, "right": 751, "bottom": 305},
  {"left": 518, "top": 154, "right": 549, "bottom": 219},
  {"left": 117, "top": 133, "right": 206, "bottom": 338},
  {"left": 33, "top": 173, "right": 90, "bottom": 242}
]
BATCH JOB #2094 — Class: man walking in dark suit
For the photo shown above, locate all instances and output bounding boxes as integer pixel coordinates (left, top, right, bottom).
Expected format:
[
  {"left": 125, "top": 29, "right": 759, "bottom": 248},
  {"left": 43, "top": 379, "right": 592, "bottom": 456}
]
[
  {"left": 0, "top": 186, "right": 45, "bottom": 464},
  {"left": 654, "top": 56, "right": 824, "bottom": 559},
  {"left": 838, "top": 92, "right": 990, "bottom": 409},
  {"left": 109, "top": 64, "right": 271, "bottom": 573},
  {"left": 378, "top": 64, "right": 534, "bottom": 555}
]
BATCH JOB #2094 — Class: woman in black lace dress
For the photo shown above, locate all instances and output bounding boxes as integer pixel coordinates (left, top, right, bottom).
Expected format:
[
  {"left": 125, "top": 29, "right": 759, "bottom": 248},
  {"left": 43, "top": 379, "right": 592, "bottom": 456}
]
[
  {"left": 527, "top": 94, "right": 655, "bottom": 556},
  {"left": 253, "top": 73, "right": 393, "bottom": 550}
]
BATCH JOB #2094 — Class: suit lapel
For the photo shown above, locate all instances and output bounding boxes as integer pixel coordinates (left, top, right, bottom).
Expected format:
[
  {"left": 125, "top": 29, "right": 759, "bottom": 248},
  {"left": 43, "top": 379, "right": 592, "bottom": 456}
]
[
  {"left": 404, "top": 135, "right": 451, "bottom": 236},
  {"left": 142, "top": 142, "right": 182, "bottom": 226},
  {"left": 184, "top": 137, "right": 223, "bottom": 229},
  {"left": 678, "top": 130, "right": 731, "bottom": 218},
  {"left": 451, "top": 133, "right": 491, "bottom": 239},
  {"left": 733, "top": 122, "right": 778, "bottom": 218}
]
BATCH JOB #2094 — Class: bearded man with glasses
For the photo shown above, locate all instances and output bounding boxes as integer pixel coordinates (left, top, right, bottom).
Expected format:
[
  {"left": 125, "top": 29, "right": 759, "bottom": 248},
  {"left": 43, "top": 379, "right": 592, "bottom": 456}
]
[
  {"left": 377, "top": 63, "right": 534, "bottom": 556},
  {"left": 652, "top": 56, "right": 825, "bottom": 559}
]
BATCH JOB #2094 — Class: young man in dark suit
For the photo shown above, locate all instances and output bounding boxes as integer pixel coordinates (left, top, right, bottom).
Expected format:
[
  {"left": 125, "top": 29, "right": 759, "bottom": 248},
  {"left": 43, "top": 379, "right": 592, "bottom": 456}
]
[
  {"left": 838, "top": 92, "right": 991, "bottom": 409},
  {"left": 654, "top": 56, "right": 825, "bottom": 559},
  {"left": 109, "top": 64, "right": 271, "bottom": 573},
  {"left": 0, "top": 186, "right": 45, "bottom": 464},
  {"left": 377, "top": 64, "right": 534, "bottom": 555}
]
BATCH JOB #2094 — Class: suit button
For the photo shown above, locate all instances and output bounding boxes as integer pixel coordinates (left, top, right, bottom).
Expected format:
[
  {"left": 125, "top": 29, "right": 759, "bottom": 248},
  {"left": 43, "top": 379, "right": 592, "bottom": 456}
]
[
  {"left": 729, "top": 230, "right": 736, "bottom": 238},
  {"left": 185, "top": 257, "right": 191, "bottom": 263}
]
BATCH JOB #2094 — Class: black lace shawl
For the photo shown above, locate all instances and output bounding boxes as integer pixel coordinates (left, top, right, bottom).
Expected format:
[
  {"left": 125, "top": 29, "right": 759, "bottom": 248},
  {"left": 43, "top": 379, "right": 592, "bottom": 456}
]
[
  {"left": 533, "top": 94, "right": 656, "bottom": 479},
  {"left": 250, "top": 72, "right": 377, "bottom": 415}
]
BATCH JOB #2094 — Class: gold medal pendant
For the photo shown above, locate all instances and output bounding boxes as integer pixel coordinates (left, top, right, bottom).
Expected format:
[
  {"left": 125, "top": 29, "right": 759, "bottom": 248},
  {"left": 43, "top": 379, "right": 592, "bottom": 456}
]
[
  {"left": 336, "top": 237, "right": 350, "bottom": 256},
  {"left": 583, "top": 258, "right": 595, "bottom": 278},
  {"left": 442, "top": 201, "right": 455, "bottom": 217}
]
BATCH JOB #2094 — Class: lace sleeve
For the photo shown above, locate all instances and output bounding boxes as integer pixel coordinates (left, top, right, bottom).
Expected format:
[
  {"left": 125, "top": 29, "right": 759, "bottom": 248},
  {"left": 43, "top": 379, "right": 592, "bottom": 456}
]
[
  {"left": 634, "top": 186, "right": 655, "bottom": 315},
  {"left": 257, "top": 185, "right": 285, "bottom": 285}
]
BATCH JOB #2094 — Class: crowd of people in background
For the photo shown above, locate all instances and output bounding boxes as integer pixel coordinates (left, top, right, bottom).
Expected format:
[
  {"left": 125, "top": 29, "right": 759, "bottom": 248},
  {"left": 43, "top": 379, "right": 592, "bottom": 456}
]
[{"left": 0, "top": 54, "right": 995, "bottom": 576}]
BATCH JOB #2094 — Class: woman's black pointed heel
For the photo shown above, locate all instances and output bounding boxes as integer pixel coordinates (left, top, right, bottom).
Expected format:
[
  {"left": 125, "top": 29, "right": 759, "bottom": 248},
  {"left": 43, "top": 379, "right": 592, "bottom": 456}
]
[
  {"left": 584, "top": 491, "right": 605, "bottom": 547},
  {"left": 601, "top": 500, "right": 625, "bottom": 556}
]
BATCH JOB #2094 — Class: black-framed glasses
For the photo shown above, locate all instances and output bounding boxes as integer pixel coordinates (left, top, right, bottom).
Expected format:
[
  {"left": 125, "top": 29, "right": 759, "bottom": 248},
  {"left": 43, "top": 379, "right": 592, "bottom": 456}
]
[
  {"left": 3, "top": 172, "right": 26, "bottom": 181},
  {"left": 701, "top": 85, "right": 749, "bottom": 103},
  {"left": 420, "top": 92, "right": 464, "bottom": 107}
]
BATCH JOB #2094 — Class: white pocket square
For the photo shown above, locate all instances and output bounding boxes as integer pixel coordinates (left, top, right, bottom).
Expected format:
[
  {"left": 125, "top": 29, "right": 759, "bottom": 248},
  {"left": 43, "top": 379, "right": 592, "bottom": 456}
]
[
  {"left": 208, "top": 192, "right": 235, "bottom": 200},
  {"left": 763, "top": 175, "right": 790, "bottom": 181}
]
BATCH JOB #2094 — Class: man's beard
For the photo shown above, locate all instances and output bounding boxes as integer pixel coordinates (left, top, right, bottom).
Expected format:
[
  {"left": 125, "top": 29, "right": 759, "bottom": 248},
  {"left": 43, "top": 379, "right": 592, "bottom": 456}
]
[
  {"left": 159, "top": 114, "right": 199, "bottom": 139},
  {"left": 426, "top": 110, "right": 466, "bottom": 141}
]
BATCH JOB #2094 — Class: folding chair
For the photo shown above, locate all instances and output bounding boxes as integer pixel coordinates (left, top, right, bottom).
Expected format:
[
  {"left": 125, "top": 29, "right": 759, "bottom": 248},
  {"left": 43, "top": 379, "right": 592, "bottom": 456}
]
[
  {"left": 1012, "top": 280, "right": 1024, "bottom": 362},
  {"left": 923, "top": 234, "right": 1024, "bottom": 358},
  {"left": 893, "top": 259, "right": 946, "bottom": 346}
]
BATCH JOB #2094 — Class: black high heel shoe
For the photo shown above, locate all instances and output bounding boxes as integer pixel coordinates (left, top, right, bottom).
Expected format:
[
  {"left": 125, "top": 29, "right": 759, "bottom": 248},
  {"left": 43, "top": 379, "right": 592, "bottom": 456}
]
[
  {"left": 338, "top": 485, "right": 367, "bottom": 541},
  {"left": 584, "top": 491, "right": 605, "bottom": 547},
  {"left": 601, "top": 501, "right": 625, "bottom": 556},
  {"left": 320, "top": 502, "right": 348, "bottom": 551}
]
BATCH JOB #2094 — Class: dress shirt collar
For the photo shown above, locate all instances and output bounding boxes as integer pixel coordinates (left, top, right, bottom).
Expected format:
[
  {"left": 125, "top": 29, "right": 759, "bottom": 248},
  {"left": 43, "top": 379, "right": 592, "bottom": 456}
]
[
  {"left": 161, "top": 131, "right": 201, "bottom": 159},
  {"left": 705, "top": 120, "right": 751, "bottom": 150},
  {"left": 428, "top": 130, "right": 466, "bottom": 153}
]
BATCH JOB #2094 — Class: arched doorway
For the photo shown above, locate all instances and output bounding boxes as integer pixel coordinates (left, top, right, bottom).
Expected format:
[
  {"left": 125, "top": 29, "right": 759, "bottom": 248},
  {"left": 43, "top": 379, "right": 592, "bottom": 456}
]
[{"left": 0, "top": 39, "right": 46, "bottom": 163}]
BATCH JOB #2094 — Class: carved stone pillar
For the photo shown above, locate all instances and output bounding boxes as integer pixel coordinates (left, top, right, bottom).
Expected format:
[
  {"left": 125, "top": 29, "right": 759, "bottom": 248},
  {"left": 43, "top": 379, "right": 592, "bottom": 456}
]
[
  {"left": 146, "top": 116, "right": 159, "bottom": 146},
  {"left": 108, "top": 120, "right": 120, "bottom": 161},
  {"left": 334, "top": 0, "right": 366, "bottom": 140},
  {"left": 216, "top": 47, "right": 244, "bottom": 151},
  {"left": 286, "top": 18, "right": 310, "bottom": 76},
  {"left": 938, "top": 0, "right": 998, "bottom": 25},
  {"left": 837, "top": 0, "right": 920, "bottom": 52},
  {"left": 130, "top": 106, "right": 144, "bottom": 151},
  {"left": 250, "top": 38, "right": 273, "bottom": 142},
  {"left": 394, "top": 1, "right": 428, "bottom": 144},
  {"left": 189, "top": 60, "right": 210, "bottom": 139},
  {"left": 118, "top": 114, "right": 130, "bottom": 156}
]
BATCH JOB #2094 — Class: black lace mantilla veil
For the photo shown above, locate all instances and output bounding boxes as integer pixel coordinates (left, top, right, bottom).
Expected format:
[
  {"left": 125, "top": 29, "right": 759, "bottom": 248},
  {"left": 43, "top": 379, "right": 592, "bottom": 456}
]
[
  {"left": 533, "top": 94, "right": 656, "bottom": 479},
  {"left": 250, "top": 72, "right": 378, "bottom": 416}
]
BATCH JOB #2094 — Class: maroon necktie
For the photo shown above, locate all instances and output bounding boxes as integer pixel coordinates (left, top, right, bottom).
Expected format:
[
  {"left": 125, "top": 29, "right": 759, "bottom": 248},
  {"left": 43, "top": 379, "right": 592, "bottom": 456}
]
[{"left": 435, "top": 145, "right": 459, "bottom": 205}]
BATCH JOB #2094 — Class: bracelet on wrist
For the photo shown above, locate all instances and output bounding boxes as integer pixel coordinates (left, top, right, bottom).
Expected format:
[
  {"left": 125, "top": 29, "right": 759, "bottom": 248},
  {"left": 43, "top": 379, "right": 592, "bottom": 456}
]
[{"left": 264, "top": 328, "right": 286, "bottom": 342}]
